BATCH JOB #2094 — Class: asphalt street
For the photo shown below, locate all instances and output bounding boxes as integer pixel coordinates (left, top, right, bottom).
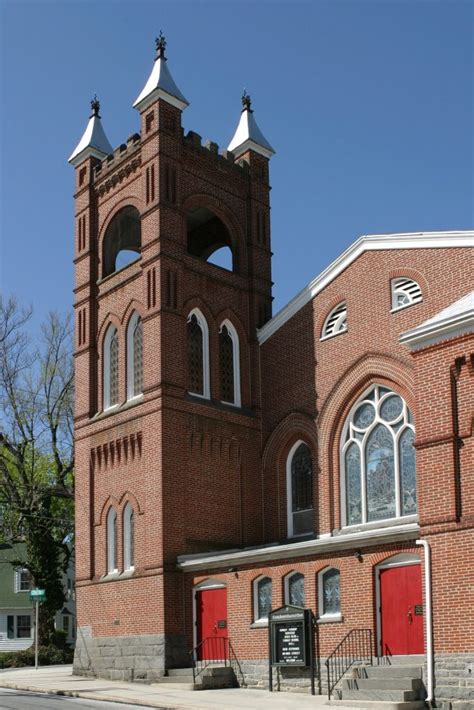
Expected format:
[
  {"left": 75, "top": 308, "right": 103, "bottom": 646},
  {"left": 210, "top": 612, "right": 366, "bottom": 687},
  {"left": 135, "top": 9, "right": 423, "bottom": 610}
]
[{"left": 0, "top": 688, "right": 151, "bottom": 710}]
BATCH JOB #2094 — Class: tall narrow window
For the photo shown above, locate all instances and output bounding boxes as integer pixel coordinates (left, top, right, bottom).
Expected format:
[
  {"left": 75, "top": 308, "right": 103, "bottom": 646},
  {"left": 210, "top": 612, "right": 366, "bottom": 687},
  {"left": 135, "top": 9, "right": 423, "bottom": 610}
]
[
  {"left": 287, "top": 442, "right": 313, "bottom": 537},
  {"left": 106, "top": 508, "right": 118, "bottom": 575},
  {"left": 103, "top": 326, "right": 119, "bottom": 410},
  {"left": 254, "top": 576, "right": 272, "bottom": 622},
  {"left": 219, "top": 320, "right": 241, "bottom": 406},
  {"left": 123, "top": 503, "right": 134, "bottom": 571},
  {"left": 318, "top": 567, "right": 341, "bottom": 619},
  {"left": 187, "top": 309, "right": 210, "bottom": 399},
  {"left": 341, "top": 384, "right": 416, "bottom": 526},
  {"left": 127, "top": 312, "right": 143, "bottom": 400},
  {"left": 285, "top": 572, "right": 305, "bottom": 607}
]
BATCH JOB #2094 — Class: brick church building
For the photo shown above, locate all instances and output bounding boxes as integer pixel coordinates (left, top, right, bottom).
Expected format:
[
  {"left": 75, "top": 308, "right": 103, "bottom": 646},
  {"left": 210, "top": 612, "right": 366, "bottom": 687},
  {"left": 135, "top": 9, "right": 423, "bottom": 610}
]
[{"left": 70, "top": 37, "right": 473, "bottom": 707}]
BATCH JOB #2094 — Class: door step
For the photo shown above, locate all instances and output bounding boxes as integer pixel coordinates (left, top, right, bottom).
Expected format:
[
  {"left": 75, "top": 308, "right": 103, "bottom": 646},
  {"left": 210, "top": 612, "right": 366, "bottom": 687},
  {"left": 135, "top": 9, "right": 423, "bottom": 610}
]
[
  {"left": 330, "top": 701, "right": 425, "bottom": 710},
  {"left": 161, "top": 665, "right": 236, "bottom": 690}
]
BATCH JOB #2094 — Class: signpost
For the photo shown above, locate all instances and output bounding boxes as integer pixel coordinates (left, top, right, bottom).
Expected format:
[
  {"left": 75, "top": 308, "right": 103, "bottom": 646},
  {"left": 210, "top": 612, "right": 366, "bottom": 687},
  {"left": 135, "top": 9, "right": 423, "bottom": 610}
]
[
  {"left": 29, "top": 589, "right": 46, "bottom": 670},
  {"left": 268, "top": 605, "right": 315, "bottom": 695}
]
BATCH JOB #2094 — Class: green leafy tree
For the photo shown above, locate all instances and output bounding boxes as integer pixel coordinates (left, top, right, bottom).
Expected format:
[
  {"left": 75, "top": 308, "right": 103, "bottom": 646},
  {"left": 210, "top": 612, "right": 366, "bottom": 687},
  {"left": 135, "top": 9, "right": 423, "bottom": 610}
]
[{"left": 0, "top": 297, "right": 74, "bottom": 644}]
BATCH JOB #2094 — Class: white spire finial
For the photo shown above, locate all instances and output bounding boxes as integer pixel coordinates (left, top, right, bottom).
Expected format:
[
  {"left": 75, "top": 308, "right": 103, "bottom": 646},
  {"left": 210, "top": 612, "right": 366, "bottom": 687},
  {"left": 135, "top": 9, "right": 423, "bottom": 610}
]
[
  {"left": 133, "top": 33, "right": 189, "bottom": 112},
  {"left": 228, "top": 92, "right": 275, "bottom": 159},
  {"left": 68, "top": 95, "right": 113, "bottom": 166}
]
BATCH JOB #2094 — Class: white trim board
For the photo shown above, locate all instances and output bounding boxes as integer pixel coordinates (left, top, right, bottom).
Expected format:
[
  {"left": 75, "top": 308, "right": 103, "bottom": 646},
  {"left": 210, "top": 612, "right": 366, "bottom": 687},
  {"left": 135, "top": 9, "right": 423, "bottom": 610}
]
[
  {"left": 177, "top": 521, "right": 419, "bottom": 571},
  {"left": 257, "top": 231, "right": 474, "bottom": 344}
]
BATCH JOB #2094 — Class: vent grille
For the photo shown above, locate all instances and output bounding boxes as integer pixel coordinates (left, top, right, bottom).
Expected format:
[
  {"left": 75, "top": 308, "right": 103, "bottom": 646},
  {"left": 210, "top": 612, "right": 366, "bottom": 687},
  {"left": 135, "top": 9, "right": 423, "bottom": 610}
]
[
  {"left": 392, "top": 278, "right": 422, "bottom": 310},
  {"left": 322, "top": 302, "right": 347, "bottom": 339}
]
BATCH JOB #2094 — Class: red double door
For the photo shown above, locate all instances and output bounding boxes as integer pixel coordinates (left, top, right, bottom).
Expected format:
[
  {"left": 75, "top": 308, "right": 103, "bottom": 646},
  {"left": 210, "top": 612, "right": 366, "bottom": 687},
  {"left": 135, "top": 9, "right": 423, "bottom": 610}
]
[
  {"left": 380, "top": 564, "right": 424, "bottom": 655},
  {"left": 196, "top": 588, "right": 228, "bottom": 660}
]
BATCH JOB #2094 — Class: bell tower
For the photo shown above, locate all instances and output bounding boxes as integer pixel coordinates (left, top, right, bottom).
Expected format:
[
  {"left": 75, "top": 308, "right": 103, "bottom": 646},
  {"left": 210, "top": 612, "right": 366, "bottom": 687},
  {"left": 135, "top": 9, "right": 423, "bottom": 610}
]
[{"left": 71, "top": 35, "right": 275, "bottom": 680}]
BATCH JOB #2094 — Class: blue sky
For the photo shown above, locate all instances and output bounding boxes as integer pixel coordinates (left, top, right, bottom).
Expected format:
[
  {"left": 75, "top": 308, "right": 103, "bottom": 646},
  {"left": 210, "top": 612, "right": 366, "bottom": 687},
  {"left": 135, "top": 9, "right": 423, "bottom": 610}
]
[{"left": 1, "top": 0, "right": 472, "bottom": 328}]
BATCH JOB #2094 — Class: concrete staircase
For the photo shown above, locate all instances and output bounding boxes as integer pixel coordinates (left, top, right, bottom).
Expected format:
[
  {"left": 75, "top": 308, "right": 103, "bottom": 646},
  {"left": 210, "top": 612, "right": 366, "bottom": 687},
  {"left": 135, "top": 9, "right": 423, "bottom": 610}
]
[
  {"left": 330, "top": 657, "right": 426, "bottom": 709},
  {"left": 159, "top": 665, "right": 236, "bottom": 690}
]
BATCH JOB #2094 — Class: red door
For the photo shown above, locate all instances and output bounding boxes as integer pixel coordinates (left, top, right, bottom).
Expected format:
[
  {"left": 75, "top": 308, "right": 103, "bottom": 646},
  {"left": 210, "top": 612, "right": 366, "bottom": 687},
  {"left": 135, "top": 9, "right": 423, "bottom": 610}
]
[
  {"left": 196, "top": 588, "right": 228, "bottom": 660},
  {"left": 380, "top": 564, "right": 424, "bottom": 655}
]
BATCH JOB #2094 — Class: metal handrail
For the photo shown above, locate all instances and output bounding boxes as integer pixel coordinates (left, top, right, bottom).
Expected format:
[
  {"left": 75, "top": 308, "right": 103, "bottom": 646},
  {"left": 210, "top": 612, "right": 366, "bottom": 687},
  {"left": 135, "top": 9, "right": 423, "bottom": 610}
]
[
  {"left": 189, "top": 635, "right": 245, "bottom": 686},
  {"left": 324, "top": 628, "right": 373, "bottom": 700}
]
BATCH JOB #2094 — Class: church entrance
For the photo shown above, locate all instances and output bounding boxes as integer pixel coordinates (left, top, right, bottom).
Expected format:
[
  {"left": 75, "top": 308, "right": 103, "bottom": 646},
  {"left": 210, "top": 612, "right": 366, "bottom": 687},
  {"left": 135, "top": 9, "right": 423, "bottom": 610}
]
[
  {"left": 378, "top": 560, "right": 424, "bottom": 656},
  {"left": 195, "top": 586, "right": 228, "bottom": 660}
]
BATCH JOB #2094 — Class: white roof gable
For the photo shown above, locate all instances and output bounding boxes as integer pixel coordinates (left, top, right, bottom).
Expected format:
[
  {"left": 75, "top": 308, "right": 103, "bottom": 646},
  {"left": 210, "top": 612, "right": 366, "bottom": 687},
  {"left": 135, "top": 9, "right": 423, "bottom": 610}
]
[
  {"left": 400, "top": 290, "right": 474, "bottom": 349},
  {"left": 258, "top": 231, "right": 474, "bottom": 344}
]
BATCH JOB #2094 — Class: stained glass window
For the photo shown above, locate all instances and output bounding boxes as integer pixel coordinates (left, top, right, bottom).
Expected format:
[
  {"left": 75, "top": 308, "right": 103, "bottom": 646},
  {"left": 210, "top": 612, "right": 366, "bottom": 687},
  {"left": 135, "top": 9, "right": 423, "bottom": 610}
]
[
  {"left": 107, "top": 508, "right": 117, "bottom": 574},
  {"left": 342, "top": 385, "right": 416, "bottom": 525},
  {"left": 400, "top": 428, "right": 417, "bottom": 515},
  {"left": 322, "top": 568, "right": 340, "bottom": 616},
  {"left": 290, "top": 443, "right": 313, "bottom": 536},
  {"left": 219, "top": 325, "right": 234, "bottom": 403},
  {"left": 133, "top": 318, "right": 143, "bottom": 396},
  {"left": 257, "top": 577, "right": 272, "bottom": 620},
  {"left": 109, "top": 331, "right": 119, "bottom": 406},
  {"left": 124, "top": 504, "right": 134, "bottom": 571},
  {"left": 187, "top": 314, "right": 204, "bottom": 395},
  {"left": 288, "top": 573, "right": 305, "bottom": 607},
  {"left": 366, "top": 425, "right": 395, "bottom": 522}
]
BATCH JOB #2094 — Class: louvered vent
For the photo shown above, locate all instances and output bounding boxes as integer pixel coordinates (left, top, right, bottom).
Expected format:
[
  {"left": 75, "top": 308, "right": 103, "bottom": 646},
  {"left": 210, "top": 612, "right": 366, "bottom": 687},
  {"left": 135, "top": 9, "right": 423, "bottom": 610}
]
[
  {"left": 321, "top": 302, "right": 347, "bottom": 339},
  {"left": 391, "top": 278, "right": 422, "bottom": 310}
]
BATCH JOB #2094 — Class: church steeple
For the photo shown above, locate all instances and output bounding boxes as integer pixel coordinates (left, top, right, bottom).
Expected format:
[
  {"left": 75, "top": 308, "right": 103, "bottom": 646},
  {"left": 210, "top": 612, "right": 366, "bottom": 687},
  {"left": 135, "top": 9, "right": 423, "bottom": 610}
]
[
  {"left": 133, "top": 32, "right": 189, "bottom": 112},
  {"left": 227, "top": 91, "right": 275, "bottom": 159},
  {"left": 68, "top": 96, "right": 113, "bottom": 166}
]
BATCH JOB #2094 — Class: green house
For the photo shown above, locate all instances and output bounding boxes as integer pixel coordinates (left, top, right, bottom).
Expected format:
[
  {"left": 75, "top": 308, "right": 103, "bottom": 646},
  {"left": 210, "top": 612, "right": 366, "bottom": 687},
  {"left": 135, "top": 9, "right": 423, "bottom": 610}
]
[{"left": 0, "top": 543, "right": 76, "bottom": 651}]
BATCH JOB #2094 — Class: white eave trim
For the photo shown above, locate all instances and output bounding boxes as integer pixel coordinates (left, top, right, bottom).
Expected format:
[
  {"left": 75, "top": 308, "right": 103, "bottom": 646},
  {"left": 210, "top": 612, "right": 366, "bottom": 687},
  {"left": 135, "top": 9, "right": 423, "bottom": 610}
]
[
  {"left": 230, "top": 138, "right": 274, "bottom": 160},
  {"left": 133, "top": 87, "right": 188, "bottom": 113},
  {"left": 400, "top": 310, "right": 474, "bottom": 350},
  {"left": 257, "top": 231, "right": 474, "bottom": 345},
  {"left": 69, "top": 146, "right": 109, "bottom": 167},
  {"left": 177, "top": 521, "right": 420, "bottom": 571}
]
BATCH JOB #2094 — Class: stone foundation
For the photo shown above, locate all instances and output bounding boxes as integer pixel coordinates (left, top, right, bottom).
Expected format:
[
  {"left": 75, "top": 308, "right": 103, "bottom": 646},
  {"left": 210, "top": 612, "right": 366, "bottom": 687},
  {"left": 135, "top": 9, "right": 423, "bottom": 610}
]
[
  {"left": 73, "top": 626, "right": 188, "bottom": 682},
  {"left": 432, "top": 654, "right": 474, "bottom": 710}
]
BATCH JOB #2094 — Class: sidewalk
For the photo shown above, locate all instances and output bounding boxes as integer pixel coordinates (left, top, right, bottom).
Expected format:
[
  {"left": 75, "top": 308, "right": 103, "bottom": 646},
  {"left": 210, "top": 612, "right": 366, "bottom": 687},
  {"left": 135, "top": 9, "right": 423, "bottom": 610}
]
[{"left": 0, "top": 664, "right": 339, "bottom": 709}]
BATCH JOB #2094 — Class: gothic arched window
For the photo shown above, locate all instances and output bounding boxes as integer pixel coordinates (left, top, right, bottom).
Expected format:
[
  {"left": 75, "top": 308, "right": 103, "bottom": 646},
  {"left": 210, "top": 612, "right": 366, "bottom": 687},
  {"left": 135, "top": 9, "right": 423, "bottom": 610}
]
[
  {"left": 219, "top": 320, "right": 241, "bottom": 406},
  {"left": 341, "top": 385, "right": 416, "bottom": 526},
  {"left": 187, "top": 309, "right": 210, "bottom": 399},
  {"left": 318, "top": 567, "right": 341, "bottom": 619},
  {"left": 127, "top": 312, "right": 143, "bottom": 400},
  {"left": 106, "top": 508, "right": 118, "bottom": 575},
  {"left": 254, "top": 576, "right": 272, "bottom": 622},
  {"left": 285, "top": 572, "right": 305, "bottom": 607},
  {"left": 103, "top": 326, "right": 119, "bottom": 410},
  {"left": 123, "top": 503, "right": 134, "bottom": 571},
  {"left": 287, "top": 442, "right": 313, "bottom": 537}
]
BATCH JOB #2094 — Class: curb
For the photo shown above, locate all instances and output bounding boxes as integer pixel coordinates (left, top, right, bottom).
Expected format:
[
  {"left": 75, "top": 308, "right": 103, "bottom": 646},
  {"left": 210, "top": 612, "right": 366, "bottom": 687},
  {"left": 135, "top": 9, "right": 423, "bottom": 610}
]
[{"left": 0, "top": 682, "right": 196, "bottom": 710}]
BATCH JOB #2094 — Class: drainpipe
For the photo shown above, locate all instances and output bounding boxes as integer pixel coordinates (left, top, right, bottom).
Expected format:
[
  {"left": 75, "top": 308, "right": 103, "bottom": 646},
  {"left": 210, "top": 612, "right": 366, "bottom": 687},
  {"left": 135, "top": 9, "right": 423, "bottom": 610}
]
[{"left": 416, "top": 538, "right": 433, "bottom": 704}]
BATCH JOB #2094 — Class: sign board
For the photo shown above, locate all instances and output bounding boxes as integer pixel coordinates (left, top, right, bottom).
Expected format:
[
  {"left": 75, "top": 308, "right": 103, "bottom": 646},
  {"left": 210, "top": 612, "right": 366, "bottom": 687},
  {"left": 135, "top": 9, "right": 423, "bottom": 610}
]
[
  {"left": 268, "top": 605, "right": 315, "bottom": 694},
  {"left": 30, "top": 588, "right": 46, "bottom": 602}
]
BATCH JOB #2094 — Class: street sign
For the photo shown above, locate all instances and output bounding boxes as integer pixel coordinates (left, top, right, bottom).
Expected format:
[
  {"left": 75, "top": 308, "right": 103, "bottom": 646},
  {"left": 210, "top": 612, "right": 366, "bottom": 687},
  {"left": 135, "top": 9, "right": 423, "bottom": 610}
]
[{"left": 30, "top": 588, "right": 46, "bottom": 602}]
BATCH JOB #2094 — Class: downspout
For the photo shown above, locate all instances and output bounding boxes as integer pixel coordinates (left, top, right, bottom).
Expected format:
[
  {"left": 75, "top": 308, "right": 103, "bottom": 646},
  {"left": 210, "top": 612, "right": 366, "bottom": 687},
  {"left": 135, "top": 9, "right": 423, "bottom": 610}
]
[{"left": 416, "top": 538, "right": 433, "bottom": 704}]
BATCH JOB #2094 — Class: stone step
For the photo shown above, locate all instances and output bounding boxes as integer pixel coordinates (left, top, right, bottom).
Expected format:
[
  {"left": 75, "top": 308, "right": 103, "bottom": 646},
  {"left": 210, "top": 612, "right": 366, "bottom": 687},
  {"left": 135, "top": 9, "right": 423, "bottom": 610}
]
[
  {"left": 343, "top": 678, "right": 423, "bottom": 691},
  {"left": 381, "top": 655, "right": 425, "bottom": 666},
  {"left": 343, "top": 688, "right": 419, "bottom": 702},
  {"left": 166, "top": 668, "right": 194, "bottom": 678},
  {"left": 330, "top": 701, "right": 425, "bottom": 710},
  {"left": 360, "top": 665, "right": 423, "bottom": 679}
]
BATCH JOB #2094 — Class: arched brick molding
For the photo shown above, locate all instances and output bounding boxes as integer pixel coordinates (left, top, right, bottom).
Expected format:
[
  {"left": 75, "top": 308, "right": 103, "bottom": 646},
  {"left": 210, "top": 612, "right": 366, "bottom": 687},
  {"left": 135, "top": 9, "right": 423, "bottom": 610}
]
[
  {"left": 262, "top": 412, "right": 318, "bottom": 542},
  {"left": 318, "top": 352, "right": 415, "bottom": 533}
]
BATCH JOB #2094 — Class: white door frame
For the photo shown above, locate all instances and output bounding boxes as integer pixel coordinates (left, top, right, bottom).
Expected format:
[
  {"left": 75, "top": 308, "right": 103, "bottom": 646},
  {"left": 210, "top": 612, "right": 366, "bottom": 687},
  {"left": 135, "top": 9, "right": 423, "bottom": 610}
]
[
  {"left": 192, "top": 579, "right": 227, "bottom": 651},
  {"left": 375, "top": 553, "right": 421, "bottom": 657}
]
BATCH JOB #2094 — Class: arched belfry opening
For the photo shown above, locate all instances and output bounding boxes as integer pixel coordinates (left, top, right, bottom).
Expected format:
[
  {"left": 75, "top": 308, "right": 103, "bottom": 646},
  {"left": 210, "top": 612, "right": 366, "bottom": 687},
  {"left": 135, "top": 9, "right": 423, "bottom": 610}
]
[
  {"left": 103, "top": 206, "right": 141, "bottom": 278},
  {"left": 186, "top": 207, "right": 235, "bottom": 272}
]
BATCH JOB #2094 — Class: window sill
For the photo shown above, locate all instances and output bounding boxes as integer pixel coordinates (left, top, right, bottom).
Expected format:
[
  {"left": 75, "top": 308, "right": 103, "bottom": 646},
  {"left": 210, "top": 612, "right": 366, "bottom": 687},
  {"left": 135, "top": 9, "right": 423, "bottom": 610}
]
[
  {"left": 317, "top": 614, "right": 343, "bottom": 624},
  {"left": 93, "top": 395, "right": 143, "bottom": 422},
  {"left": 339, "top": 514, "right": 418, "bottom": 534},
  {"left": 319, "top": 329, "right": 348, "bottom": 343},
  {"left": 101, "top": 571, "right": 120, "bottom": 582},
  {"left": 391, "top": 301, "right": 422, "bottom": 314},
  {"left": 250, "top": 619, "right": 268, "bottom": 629}
]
